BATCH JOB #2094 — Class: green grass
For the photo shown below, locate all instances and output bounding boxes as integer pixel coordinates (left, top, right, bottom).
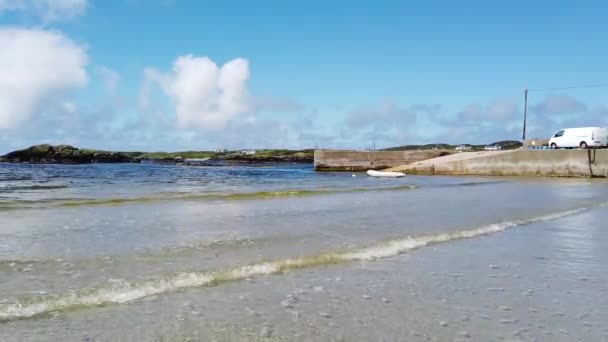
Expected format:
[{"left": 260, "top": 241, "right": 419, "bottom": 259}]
[{"left": 136, "top": 151, "right": 217, "bottom": 159}]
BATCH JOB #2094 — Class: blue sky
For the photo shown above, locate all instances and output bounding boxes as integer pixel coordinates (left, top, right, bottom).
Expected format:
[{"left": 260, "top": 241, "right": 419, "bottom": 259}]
[{"left": 1, "top": 0, "right": 607, "bottom": 153}]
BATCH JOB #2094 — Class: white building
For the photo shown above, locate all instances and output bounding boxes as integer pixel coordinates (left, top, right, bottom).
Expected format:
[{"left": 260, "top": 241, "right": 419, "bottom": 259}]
[
  {"left": 484, "top": 145, "right": 502, "bottom": 151},
  {"left": 455, "top": 145, "right": 472, "bottom": 152}
]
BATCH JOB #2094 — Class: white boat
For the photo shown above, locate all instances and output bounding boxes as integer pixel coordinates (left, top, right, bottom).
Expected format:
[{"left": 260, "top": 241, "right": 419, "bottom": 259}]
[{"left": 366, "top": 170, "right": 405, "bottom": 178}]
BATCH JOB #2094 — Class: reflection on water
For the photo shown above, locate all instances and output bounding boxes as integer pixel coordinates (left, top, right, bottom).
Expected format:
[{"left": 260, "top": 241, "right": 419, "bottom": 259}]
[{"left": 548, "top": 211, "right": 604, "bottom": 274}]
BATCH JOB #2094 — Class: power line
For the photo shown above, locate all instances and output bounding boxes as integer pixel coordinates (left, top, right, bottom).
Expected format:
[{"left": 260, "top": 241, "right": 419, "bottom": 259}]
[
  {"left": 528, "top": 83, "right": 608, "bottom": 92},
  {"left": 522, "top": 82, "right": 608, "bottom": 141}
]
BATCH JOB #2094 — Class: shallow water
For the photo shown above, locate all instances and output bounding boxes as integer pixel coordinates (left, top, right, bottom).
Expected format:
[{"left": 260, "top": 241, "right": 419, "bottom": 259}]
[{"left": 1, "top": 163, "right": 608, "bottom": 341}]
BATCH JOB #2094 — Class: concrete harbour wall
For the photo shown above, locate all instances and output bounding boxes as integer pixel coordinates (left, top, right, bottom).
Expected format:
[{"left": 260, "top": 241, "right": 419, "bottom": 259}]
[
  {"left": 313, "top": 150, "right": 452, "bottom": 171},
  {"left": 392, "top": 149, "right": 608, "bottom": 178}
]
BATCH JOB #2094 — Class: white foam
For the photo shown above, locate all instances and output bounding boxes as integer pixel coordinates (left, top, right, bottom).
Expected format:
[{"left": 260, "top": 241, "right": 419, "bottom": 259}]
[
  {"left": 230, "top": 263, "right": 281, "bottom": 279},
  {"left": 0, "top": 204, "right": 601, "bottom": 322}
]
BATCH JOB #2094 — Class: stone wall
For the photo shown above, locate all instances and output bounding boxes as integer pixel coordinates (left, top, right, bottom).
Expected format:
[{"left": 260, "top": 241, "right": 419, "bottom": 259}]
[
  {"left": 313, "top": 150, "right": 452, "bottom": 171},
  {"left": 399, "top": 149, "right": 608, "bottom": 178}
]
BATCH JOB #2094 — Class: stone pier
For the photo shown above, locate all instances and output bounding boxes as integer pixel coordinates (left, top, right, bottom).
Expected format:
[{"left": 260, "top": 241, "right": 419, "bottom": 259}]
[{"left": 313, "top": 150, "right": 453, "bottom": 171}]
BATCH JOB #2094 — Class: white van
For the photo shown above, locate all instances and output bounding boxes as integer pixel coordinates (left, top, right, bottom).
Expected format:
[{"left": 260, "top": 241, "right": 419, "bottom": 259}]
[{"left": 548, "top": 127, "right": 608, "bottom": 149}]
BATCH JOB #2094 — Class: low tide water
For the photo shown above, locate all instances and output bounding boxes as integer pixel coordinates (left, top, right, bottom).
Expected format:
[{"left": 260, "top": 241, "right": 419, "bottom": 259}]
[{"left": 1, "top": 163, "right": 607, "bottom": 341}]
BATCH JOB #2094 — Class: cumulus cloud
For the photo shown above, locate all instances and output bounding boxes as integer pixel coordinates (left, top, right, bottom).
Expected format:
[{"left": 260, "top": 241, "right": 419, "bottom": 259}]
[
  {"left": 457, "top": 100, "right": 518, "bottom": 122},
  {"left": 519, "top": 95, "right": 604, "bottom": 138},
  {"left": 456, "top": 103, "right": 483, "bottom": 121},
  {"left": 0, "top": 0, "right": 88, "bottom": 22},
  {"left": 97, "top": 66, "right": 120, "bottom": 94},
  {"left": 591, "top": 105, "right": 608, "bottom": 117},
  {"left": 138, "top": 67, "right": 163, "bottom": 113},
  {"left": 144, "top": 55, "right": 252, "bottom": 131},
  {"left": 253, "top": 96, "right": 304, "bottom": 113},
  {"left": 0, "top": 28, "right": 88, "bottom": 130},
  {"left": 531, "top": 95, "right": 587, "bottom": 115},
  {"left": 346, "top": 101, "right": 437, "bottom": 129},
  {"left": 339, "top": 101, "right": 441, "bottom": 148},
  {"left": 446, "top": 95, "right": 607, "bottom": 143},
  {"left": 417, "top": 99, "right": 523, "bottom": 145}
]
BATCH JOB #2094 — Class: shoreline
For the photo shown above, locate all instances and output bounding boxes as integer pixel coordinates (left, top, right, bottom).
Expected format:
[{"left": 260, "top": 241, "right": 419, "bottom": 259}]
[
  {"left": 3, "top": 202, "right": 606, "bottom": 341},
  {"left": 0, "top": 144, "right": 314, "bottom": 165}
]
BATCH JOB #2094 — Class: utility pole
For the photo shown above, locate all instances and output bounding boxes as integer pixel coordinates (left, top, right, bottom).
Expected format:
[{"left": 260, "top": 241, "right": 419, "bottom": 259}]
[{"left": 522, "top": 88, "right": 528, "bottom": 141}]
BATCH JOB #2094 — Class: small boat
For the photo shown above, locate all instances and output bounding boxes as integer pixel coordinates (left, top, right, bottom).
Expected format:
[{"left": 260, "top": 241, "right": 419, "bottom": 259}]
[{"left": 366, "top": 170, "right": 405, "bottom": 178}]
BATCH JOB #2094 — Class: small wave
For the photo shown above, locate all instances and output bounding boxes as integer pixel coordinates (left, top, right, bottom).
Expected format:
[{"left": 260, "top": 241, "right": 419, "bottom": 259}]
[
  {"left": 0, "top": 185, "right": 417, "bottom": 210},
  {"left": 429, "top": 180, "right": 506, "bottom": 188},
  {"left": 0, "top": 175, "right": 33, "bottom": 182},
  {"left": 0, "top": 237, "right": 264, "bottom": 270},
  {"left": 0, "top": 204, "right": 600, "bottom": 322},
  {"left": 0, "top": 184, "right": 68, "bottom": 192}
]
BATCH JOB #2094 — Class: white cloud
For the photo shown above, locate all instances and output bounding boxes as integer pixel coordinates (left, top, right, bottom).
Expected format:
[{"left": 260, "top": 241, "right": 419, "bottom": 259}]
[
  {"left": 0, "top": 28, "right": 88, "bottom": 130},
  {"left": 0, "top": 0, "right": 88, "bottom": 22},
  {"left": 61, "top": 101, "right": 77, "bottom": 114},
  {"left": 345, "top": 101, "right": 436, "bottom": 129},
  {"left": 531, "top": 95, "right": 587, "bottom": 115},
  {"left": 339, "top": 101, "right": 442, "bottom": 148},
  {"left": 146, "top": 55, "right": 252, "bottom": 131},
  {"left": 253, "top": 96, "right": 303, "bottom": 113},
  {"left": 458, "top": 100, "right": 518, "bottom": 122},
  {"left": 487, "top": 101, "right": 518, "bottom": 120},
  {"left": 138, "top": 67, "right": 162, "bottom": 113},
  {"left": 457, "top": 103, "right": 483, "bottom": 121},
  {"left": 97, "top": 66, "right": 120, "bottom": 94}
]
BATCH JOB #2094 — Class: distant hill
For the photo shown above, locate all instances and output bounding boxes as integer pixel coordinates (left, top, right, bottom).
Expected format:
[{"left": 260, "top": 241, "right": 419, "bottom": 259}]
[
  {"left": 382, "top": 143, "right": 457, "bottom": 151},
  {"left": 0, "top": 144, "right": 314, "bottom": 164},
  {"left": 488, "top": 140, "right": 523, "bottom": 149},
  {"left": 383, "top": 140, "right": 522, "bottom": 151}
]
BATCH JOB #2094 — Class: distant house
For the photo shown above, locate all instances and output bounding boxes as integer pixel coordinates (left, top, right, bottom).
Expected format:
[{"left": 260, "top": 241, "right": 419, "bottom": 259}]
[
  {"left": 240, "top": 149, "right": 257, "bottom": 155},
  {"left": 484, "top": 145, "right": 502, "bottom": 151},
  {"left": 455, "top": 145, "right": 472, "bottom": 152},
  {"left": 524, "top": 139, "right": 549, "bottom": 148},
  {"left": 215, "top": 148, "right": 228, "bottom": 153}
]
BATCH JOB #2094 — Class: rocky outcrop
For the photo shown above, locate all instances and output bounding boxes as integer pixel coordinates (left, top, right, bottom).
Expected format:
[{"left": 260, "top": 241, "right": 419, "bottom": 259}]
[
  {"left": 0, "top": 145, "right": 314, "bottom": 165},
  {"left": 223, "top": 151, "right": 314, "bottom": 164},
  {"left": 0, "top": 144, "right": 137, "bottom": 164},
  {"left": 138, "top": 157, "right": 185, "bottom": 164}
]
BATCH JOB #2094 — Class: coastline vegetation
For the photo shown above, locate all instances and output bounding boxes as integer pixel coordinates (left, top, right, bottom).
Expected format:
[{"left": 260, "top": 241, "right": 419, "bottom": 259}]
[
  {"left": 0, "top": 144, "right": 315, "bottom": 164},
  {"left": 0, "top": 141, "right": 521, "bottom": 165},
  {"left": 382, "top": 140, "right": 523, "bottom": 151}
]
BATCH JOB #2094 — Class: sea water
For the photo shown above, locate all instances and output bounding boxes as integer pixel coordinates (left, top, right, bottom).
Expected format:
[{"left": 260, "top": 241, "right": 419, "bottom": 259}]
[{"left": 1, "top": 163, "right": 608, "bottom": 341}]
